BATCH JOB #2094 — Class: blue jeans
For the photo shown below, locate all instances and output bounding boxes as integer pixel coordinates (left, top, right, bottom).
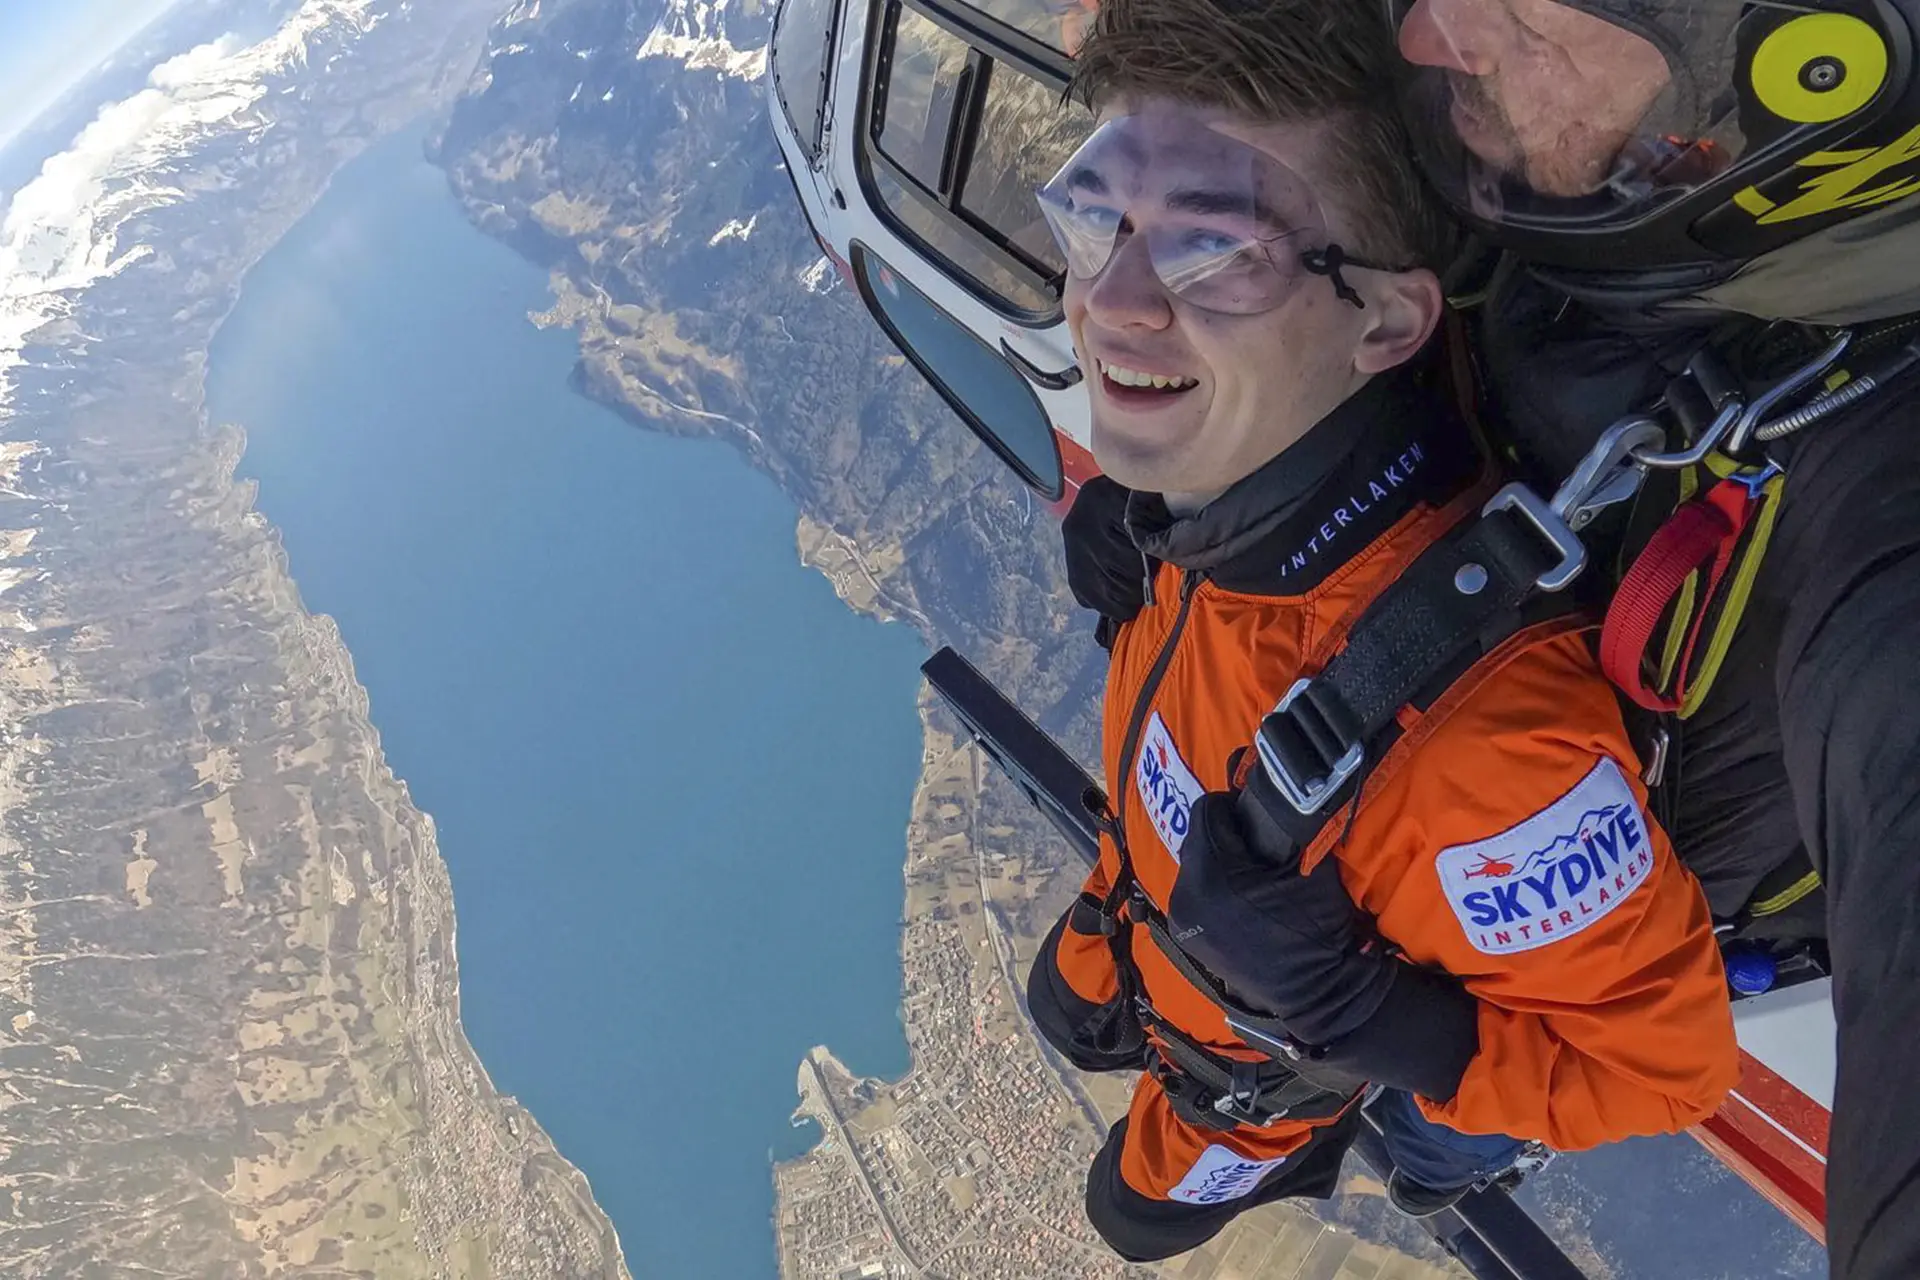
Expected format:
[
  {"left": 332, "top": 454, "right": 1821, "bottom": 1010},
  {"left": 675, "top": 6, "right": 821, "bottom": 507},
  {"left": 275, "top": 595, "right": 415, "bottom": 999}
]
[{"left": 1373, "top": 1089, "right": 1528, "bottom": 1194}]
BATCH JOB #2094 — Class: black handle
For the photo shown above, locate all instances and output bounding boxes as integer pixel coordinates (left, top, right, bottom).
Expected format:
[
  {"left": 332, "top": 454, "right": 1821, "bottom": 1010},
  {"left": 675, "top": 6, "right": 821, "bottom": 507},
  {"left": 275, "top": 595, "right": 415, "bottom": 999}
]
[
  {"left": 1000, "top": 338, "right": 1083, "bottom": 391},
  {"left": 922, "top": 646, "right": 1103, "bottom": 866}
]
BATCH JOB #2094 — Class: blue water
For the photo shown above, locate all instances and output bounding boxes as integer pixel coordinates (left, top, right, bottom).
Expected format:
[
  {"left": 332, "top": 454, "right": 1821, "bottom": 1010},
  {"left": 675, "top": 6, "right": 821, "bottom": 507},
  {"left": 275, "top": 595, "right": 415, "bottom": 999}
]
[{"left": 206, "top": 125, "right": 922, "bottom": 1277}]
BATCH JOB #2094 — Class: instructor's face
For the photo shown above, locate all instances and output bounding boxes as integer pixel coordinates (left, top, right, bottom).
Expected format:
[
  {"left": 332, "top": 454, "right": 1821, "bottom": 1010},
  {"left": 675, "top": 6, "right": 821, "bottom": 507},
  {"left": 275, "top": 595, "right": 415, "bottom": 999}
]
[{"left": 1397, "top": 0, "right": 1671, "bottom": 197}]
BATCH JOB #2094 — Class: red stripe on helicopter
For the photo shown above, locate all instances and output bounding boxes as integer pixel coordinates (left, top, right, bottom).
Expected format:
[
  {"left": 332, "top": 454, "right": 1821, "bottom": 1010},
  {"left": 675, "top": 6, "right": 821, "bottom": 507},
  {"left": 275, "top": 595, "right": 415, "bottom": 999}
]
[{"left": 1693, "top": 1049, "right": 1830, "bottom": 1242}]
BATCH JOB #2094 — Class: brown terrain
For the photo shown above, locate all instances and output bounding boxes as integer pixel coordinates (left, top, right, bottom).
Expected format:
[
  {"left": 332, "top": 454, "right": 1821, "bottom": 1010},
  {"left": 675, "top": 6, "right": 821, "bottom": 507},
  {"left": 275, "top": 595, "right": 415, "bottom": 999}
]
[{"left": 0, "top": 1, "right": 629, "bottom": 1274}]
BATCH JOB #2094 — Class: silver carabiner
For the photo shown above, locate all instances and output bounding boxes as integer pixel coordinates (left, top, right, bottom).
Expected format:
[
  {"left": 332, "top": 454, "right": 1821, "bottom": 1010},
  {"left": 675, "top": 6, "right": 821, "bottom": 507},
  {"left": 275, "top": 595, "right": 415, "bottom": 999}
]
[
  {"left": 1727, "top": 330, "right": 1854, "bottom": 454},
  {"left": 1550, "top": 417, "right": 1667, "bottom": 530},
  {"left": 1628, "top": 329, "right": 1854, "bottom": 466},
  {"left": 1628, "top": 398, "right": 1745, "bottom": 470}
]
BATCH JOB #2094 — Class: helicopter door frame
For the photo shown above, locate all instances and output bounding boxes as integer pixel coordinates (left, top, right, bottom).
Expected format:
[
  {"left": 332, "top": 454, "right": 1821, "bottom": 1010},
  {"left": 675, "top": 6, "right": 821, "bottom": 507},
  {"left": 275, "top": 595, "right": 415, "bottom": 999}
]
[
  {"left": 771, "top": 0, "right": 843, "bottom": 165},
  {"left": 856, "top": 0, "right": 1083, "bottom": 325}
]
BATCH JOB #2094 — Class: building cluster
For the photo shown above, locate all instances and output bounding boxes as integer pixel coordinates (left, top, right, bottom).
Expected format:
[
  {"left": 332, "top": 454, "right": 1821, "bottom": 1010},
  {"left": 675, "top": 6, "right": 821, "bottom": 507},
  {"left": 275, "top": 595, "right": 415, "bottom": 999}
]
[
  {"left": 775, "top": 739, "right": 1463, "bottom": 1280},
  {"left": 776, "top": 741, "right": 1155, "bottom": 1279}
]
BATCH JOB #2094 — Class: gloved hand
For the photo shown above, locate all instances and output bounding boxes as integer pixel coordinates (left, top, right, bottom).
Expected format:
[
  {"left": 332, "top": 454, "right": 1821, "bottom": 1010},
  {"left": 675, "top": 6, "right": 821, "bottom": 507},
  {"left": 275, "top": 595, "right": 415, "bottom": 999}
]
[
  {"left": 1062, "top": 475, "right": 1157, "bottom": 647},
  {"left": 1167, "top": 762, "right": 1483, "bottom": 1102},
  {"left": 1168, "top": 776, "right": 1387, "bottom": 1045}
]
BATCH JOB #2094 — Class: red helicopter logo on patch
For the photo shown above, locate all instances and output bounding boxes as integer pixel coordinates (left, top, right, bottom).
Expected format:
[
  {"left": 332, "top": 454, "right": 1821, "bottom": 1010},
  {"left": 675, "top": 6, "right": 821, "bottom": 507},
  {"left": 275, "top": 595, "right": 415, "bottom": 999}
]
[{"left": 1460, "top": 811, "right": 1617, "bottom": 881}]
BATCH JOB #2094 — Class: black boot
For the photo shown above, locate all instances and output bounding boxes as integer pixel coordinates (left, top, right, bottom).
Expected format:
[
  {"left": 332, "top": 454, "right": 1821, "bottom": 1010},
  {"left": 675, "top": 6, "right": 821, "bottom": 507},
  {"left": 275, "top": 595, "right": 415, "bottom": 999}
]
[{"left": 1386, "top": 1167, "right": 1470, "bottom": 1219}]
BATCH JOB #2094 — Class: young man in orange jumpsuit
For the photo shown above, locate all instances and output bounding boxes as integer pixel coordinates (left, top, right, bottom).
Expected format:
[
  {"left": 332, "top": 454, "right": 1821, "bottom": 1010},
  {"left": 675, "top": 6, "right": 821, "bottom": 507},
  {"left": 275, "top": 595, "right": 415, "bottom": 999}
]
[{"left": 1022, "top": 0, "right": 1741, "bottom": 1260}]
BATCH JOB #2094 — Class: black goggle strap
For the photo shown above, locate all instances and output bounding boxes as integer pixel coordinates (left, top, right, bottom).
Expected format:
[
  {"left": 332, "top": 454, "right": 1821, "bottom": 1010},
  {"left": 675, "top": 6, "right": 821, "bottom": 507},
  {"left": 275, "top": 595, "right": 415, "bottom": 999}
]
[{"left": 1300, "top": 243, "right": 1405, "bottom": 310}]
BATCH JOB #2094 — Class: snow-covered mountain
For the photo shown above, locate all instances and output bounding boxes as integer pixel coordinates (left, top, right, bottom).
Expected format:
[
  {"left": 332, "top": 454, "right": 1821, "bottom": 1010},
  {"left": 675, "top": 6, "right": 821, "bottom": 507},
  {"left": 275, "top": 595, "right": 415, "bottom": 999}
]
[
  {"left": 471, "top": 0, "right": 766, "bottom": 113},
  {"left": 0, "top": 0, "right": 393, "bottom": 416},
  {"left": 636, "top": 0, "right": 768, "bottom": 79}
]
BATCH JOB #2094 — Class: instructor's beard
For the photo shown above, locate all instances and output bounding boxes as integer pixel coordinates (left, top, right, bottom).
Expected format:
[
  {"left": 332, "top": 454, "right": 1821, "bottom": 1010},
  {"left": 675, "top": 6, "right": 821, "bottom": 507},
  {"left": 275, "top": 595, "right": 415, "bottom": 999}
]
[{"left": 1445, "top": 70, "right": 1648, "bottom": 201}]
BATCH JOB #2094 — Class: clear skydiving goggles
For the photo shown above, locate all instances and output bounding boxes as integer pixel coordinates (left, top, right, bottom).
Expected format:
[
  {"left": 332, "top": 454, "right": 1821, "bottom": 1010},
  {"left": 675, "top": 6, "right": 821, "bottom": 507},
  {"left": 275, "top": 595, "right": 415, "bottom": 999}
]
[{"left": 1034, "top": 107, "right": 1406, "bottom": 314}]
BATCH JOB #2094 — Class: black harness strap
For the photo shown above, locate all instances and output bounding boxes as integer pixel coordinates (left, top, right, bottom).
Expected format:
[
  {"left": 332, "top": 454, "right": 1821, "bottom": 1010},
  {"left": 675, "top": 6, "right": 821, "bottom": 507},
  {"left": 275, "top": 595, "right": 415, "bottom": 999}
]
[
  {"left": 1134, "top": 994, "right": 1357, "bottom": 1127},
  {"left": 1254, "top": 502, "right": 1566, "bottom": 847},
  {"left": 1140, "top": 914, "right": 1298, "bottom": 1054}
]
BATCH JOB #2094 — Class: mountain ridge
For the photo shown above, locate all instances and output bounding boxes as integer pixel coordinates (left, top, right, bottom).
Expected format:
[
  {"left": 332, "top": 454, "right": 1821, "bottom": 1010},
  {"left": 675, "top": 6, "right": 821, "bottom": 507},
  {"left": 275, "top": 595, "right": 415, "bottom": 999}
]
[{"left": 0, "top": 2, "right": 631, "bottom": 1272}]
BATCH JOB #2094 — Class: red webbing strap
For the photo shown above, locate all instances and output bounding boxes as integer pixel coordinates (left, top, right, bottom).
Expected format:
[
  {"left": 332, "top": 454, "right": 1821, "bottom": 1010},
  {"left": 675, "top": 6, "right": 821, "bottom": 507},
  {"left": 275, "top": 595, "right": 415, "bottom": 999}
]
[{"left": 1602, "top": 479, "right": 1760, "bottom": 711}]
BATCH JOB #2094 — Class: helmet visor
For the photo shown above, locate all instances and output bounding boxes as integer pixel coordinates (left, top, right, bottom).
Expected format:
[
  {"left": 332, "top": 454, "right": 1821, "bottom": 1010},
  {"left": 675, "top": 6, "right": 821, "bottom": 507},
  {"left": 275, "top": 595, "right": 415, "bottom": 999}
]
[
  {"left": 1387, "top": 0, "right": 1865, "bottom": 228},
  {"left": 1035, "top": 107, "right": 1359, "bottom": 314}
]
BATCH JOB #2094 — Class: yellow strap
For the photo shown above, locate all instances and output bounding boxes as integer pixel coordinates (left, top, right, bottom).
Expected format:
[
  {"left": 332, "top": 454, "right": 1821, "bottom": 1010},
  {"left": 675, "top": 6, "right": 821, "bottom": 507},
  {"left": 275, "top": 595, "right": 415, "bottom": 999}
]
[
  {"left": 1679, "top": 459, "right": 1786, "bottom": 718},
  {"left": 1656, "top": 467, "right": 1703, "bottom": 690},
  {"left": 1749, "top": 870, "right": 1823, "bottom": 918}
]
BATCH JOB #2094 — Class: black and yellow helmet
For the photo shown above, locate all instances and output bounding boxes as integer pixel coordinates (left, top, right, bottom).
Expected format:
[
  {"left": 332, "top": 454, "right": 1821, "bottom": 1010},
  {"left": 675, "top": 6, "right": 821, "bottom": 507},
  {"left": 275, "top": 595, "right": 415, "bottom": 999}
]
[{"left": 1389, "top": 0, "right": 1920, "bottom": 315}]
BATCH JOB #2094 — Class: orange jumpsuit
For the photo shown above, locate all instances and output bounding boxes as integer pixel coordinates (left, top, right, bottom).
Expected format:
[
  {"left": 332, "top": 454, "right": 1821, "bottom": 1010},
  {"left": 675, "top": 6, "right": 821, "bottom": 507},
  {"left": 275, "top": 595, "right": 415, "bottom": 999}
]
[{"left": 1037, "top": 371, "right": 1740, "bottom": 1213}]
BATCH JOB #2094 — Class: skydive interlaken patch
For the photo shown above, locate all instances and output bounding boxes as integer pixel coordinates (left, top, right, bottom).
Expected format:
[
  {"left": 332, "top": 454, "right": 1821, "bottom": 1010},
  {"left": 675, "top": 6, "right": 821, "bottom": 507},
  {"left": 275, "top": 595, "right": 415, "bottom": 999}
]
[
  {"left": 1135, "top": 711, "right": 1203, "bottom": 860},
  {"left": 1435, "top": 759, "right": 1654, "bottom": 956},
  {"left": 1167, "top": 1144, "right": 1289, "bottom": 1205}
]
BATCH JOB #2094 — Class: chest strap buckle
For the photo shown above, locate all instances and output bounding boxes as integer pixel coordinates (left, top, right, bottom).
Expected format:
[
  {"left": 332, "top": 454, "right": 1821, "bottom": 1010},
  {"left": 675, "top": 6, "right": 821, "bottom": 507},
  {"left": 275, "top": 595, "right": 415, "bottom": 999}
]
[{"left": 1257, "top": 677, "right": 1365, "bottom": 817}]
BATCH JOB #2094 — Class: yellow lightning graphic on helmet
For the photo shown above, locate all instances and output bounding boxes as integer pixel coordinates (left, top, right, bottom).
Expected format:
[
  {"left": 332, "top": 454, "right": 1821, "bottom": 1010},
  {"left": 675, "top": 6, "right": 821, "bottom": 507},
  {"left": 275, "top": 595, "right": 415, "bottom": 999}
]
[{"left": 1734, "top": 123, "right": 1920, "bottom": 224}]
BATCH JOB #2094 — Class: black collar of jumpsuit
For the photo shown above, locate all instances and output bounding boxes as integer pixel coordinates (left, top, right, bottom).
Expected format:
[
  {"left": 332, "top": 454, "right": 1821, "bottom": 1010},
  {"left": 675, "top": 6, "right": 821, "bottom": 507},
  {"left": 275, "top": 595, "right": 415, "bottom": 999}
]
[{"left": 1126, "top": 349, "right": 1483, "bottom": 595}]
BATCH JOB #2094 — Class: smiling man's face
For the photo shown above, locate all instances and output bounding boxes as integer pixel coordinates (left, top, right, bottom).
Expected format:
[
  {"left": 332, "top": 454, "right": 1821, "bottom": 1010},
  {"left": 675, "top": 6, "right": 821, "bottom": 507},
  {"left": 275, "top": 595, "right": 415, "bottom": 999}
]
[{"left": 1062, "top": 102, "right": 1383, "bottom": 502}]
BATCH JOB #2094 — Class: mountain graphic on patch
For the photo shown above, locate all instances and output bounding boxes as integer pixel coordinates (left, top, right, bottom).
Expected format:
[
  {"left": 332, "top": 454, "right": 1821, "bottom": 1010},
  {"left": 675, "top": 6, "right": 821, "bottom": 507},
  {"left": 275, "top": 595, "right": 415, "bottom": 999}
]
[
  {"left": 1458, "top": 806, "right": 1625, "bottom": 882},
  {"left": 1435, "top": 763, "right": 1654, "bottom": 956}
]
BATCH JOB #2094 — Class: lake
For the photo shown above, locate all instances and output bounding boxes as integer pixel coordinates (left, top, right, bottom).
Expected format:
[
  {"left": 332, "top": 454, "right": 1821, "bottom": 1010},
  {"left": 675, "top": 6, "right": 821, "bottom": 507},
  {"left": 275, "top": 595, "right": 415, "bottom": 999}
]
[{"left": 206, "top": 123, "right": 923, "bottom": 1278}]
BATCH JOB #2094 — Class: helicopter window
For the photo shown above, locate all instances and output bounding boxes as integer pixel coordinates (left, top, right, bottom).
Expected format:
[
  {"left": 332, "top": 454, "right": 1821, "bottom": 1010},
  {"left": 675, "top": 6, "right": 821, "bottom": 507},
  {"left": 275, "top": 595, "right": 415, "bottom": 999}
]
[
  {"left": 854, "top": 243, "right": 1064, "bottom": 498},
  {"left": 944, "top": 0, "right": 1085, "bottom": 56},
  {"left": 956, "top": 63, "right": 1088, "bottom": 277},
  {"left": 875, "top": 8, "right": 974, "bottom": 193},
  {"left": 866, "top": 3, "right": 1088, "bottom": 320},
  {"left": 872, "top": 164, "right": 1054, "bottom": 314},
  {"left": 771, "top": 0, "right": 838, "bottom": 162}
]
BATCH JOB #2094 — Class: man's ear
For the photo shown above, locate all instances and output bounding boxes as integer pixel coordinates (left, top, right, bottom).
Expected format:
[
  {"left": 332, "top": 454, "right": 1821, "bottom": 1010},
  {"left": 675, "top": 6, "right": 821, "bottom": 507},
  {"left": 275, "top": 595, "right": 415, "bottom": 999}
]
[{"left": 1352, "top": 267, "right": 1443, "bottom": 375}]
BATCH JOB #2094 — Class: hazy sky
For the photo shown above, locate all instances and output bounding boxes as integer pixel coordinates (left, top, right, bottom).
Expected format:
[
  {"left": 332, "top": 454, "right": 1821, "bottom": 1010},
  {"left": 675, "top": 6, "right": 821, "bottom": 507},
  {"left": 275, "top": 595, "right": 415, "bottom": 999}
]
[{"left": 0, "top": 0, "right": 185, "bottom": 147}]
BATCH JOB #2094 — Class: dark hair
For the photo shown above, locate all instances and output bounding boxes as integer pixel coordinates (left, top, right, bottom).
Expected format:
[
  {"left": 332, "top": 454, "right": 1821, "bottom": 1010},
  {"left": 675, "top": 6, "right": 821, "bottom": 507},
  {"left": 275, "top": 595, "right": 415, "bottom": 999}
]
[{"left": 1068, "top": 0, "right": 1459, "bottom": 270}]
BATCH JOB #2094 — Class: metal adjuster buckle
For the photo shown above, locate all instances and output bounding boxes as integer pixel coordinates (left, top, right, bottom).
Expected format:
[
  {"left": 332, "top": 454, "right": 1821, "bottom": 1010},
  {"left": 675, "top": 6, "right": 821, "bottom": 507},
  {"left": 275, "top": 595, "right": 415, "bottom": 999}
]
[
  {"left": 1210, "top": 1094, "right": 1288, "bottom": 1127},
  {"left": 1226, "top": 1014, "right": 1304, "bottom": 1063},
  {"left": 1642, "top": 724, "right": 1671, "bottom": 789},
  {"left": 1256, "top": 678, "right": 1364, "bottom": 816},
  {"left": 1482, "top": 482, "right": 1587, "bottom": 593},
  {"left": 1210, "top": 1053, "right": 1290, "bottom": 1127}
]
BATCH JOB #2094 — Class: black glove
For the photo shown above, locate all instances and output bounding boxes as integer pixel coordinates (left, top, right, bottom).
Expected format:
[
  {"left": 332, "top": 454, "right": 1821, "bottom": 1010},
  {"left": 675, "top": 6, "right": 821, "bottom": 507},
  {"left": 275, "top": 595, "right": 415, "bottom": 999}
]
[
  {"left": 1062, "top": 475, "right": 1157, "bottom": 648},
  {"left": 1167, "top": 767, "right": 1482, "bottom": 1102}
]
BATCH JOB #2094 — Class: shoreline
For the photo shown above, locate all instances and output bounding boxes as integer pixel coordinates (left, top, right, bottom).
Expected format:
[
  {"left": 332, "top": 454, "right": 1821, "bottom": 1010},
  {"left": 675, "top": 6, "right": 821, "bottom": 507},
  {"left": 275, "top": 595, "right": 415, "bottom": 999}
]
[
  {"left": 190, "top": 94, "right": 634, "bottom": 1270},
  {"left": 197, "top": 137, "right": 638, "bottom": 1280},
  {"left": 0, "top": 5, "right": 633, "bottom": 1269}
]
